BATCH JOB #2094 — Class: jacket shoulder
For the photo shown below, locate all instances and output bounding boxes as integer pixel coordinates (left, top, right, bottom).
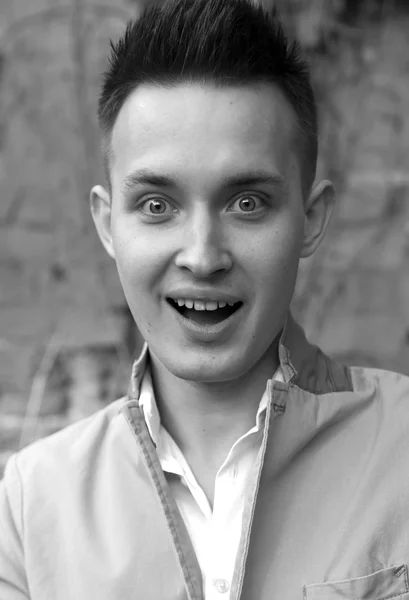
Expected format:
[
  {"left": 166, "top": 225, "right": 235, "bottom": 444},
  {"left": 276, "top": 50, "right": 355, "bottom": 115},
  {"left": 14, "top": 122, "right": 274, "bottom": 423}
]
[
  {"left": 350, "top": 364, "right": 409, "bottom": 398},
  {"left": 11, "top": 396, "right": 128, "bottom": 479}
]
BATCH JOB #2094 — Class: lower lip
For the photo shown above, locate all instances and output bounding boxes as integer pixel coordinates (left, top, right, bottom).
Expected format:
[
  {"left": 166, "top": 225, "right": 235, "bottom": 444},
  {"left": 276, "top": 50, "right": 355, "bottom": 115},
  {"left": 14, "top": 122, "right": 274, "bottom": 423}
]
[{"left": 167, "top": 301, "right": 244, "bottom": 342}]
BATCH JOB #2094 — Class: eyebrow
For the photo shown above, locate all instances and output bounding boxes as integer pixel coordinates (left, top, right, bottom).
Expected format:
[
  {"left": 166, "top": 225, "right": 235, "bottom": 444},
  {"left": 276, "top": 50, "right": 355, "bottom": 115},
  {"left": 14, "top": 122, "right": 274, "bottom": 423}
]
[{"left": 120, "top": 168, "right": 288, "bottom": 195}]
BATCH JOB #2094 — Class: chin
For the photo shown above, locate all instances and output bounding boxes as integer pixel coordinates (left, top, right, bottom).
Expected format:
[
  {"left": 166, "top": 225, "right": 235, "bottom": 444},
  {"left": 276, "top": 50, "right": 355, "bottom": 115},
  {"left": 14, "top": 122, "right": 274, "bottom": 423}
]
[{"left": 161, "top": 348, "right": 251, "bottom": 384}]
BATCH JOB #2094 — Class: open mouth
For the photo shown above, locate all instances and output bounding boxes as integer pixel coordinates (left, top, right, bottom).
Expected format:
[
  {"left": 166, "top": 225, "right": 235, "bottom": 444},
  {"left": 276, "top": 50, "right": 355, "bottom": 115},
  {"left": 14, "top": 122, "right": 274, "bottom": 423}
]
[{"left": 167, "top": 298, "right": 243, "bottom": 326}]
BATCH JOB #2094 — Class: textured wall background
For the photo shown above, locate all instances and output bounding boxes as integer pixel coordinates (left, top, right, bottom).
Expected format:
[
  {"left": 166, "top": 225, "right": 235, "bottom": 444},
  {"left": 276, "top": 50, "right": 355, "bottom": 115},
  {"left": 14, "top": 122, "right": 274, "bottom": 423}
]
[{"left": 0, "top": 0, "right": 408, "bottom": 476}]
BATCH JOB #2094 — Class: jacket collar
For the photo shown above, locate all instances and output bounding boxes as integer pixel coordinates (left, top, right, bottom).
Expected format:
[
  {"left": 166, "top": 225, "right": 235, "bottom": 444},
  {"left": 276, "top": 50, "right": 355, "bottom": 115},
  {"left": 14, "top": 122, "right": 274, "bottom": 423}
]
[
  {"left": 278, "top": 313, "right": 353, "bottom": 394},
  {"left": 127, "top": 312, "right": 353, "bottom": 401}
]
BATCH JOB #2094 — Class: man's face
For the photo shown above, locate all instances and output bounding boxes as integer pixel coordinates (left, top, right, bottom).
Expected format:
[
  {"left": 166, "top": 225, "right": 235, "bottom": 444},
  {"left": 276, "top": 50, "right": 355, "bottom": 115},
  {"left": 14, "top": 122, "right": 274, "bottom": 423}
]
[{"left": 95, "top": 83, "right": 309, "bottom": 382}]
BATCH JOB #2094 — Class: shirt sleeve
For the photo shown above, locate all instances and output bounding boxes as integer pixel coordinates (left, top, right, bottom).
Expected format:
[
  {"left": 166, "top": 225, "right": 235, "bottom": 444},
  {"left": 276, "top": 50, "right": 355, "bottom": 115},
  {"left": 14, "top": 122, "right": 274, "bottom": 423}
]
[{"left": 0, "top": 454, "right": 30, "bottom": 599}]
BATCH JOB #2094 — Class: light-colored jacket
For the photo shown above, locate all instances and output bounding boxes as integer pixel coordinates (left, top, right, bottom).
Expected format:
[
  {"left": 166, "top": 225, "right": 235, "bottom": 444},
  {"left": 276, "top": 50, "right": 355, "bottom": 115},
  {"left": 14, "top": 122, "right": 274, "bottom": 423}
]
[{"left": 1, "top": 315, "right": 409, "bottom": 600}]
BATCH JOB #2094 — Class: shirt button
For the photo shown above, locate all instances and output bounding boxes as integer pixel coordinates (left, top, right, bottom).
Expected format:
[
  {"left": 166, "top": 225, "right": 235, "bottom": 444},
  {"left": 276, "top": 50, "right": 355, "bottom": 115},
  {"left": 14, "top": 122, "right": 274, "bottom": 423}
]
[{"left": 213, "top": 579, "right": 230, "bottom": 594}]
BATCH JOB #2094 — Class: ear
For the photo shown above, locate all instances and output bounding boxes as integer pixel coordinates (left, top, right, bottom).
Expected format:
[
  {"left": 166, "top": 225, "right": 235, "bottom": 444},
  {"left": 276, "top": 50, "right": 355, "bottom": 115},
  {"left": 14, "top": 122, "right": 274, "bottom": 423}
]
[
  {"left": 300, "top": 179, "right": 335, "bottom": 258},
  {"left": 90, "top": 185, "right": 115, "bottom": 259}
]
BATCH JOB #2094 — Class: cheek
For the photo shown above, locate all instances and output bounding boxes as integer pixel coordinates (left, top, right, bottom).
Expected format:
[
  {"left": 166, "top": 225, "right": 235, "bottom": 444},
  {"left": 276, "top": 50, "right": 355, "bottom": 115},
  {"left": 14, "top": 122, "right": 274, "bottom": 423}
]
[
  {"left": 111, "top": 220, "right": 172, "bottom": 306},
  {"left": 246, "top": 220, "right": 303, "bottom": 280},
  {"left": 111, "top": 230, "right": 152, "bottom": 296}
]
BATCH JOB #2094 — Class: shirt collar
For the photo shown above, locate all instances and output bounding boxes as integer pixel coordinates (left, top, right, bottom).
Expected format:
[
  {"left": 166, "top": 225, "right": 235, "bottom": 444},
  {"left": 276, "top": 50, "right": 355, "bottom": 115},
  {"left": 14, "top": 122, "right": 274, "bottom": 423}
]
[
  {"left": 138, "top": 365, "right": 161, "bottom": 445},
  {"left": 138, "top": 359, "right": 283, "bottom": 447}
]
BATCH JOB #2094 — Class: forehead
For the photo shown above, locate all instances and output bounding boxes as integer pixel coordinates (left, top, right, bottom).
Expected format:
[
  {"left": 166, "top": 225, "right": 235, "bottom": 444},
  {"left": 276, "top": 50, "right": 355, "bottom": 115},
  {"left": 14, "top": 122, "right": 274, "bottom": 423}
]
[{"left": 110, "top": 82, "right": 299, "bottom": 190}]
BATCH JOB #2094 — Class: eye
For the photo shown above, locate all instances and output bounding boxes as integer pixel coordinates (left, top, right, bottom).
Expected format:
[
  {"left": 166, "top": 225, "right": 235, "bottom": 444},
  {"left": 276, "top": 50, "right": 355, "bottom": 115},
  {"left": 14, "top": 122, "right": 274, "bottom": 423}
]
[
  {"left": 230, "top": 194, "right": 265, "bottom": 214},
  {"left": 138, "top": 197, "right": 176, "bottom": 216}
]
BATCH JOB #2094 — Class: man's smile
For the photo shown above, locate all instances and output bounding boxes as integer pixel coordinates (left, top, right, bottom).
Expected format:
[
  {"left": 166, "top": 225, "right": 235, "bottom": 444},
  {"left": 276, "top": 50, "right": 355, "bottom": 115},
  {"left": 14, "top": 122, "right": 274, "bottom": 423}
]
[
  {"left": 167, "top": 297, "right": 243, "bottom": 326},
  {"left": 165, "top": 287, "right": 244, "bottom": 327}
]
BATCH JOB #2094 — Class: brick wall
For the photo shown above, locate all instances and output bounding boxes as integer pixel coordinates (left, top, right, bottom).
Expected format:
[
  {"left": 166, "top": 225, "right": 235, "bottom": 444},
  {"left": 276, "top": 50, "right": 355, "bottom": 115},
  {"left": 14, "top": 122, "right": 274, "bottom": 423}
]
[{"left": 1, "top": 3, "right": 408, "bottom": 477}]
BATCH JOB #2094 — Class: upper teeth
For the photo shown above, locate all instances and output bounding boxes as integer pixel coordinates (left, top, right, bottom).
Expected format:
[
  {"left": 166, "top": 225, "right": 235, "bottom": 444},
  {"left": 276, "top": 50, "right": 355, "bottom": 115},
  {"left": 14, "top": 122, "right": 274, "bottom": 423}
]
[{"left": 175, "top": 299, "right": 236, "bottom": 311}]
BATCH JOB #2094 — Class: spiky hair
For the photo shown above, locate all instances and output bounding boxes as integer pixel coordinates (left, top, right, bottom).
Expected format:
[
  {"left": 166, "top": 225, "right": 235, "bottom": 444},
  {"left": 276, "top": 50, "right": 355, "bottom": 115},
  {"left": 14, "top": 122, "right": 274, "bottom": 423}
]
[{"left": 98, "top": 0, "right": 318, "bottom": 194}]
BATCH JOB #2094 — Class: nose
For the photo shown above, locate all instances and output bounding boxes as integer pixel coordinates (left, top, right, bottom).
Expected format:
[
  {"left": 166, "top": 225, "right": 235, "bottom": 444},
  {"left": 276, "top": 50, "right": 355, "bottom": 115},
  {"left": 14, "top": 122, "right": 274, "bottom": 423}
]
[{"left": 174, "top": 212, "right": 232, "bottom": 277}]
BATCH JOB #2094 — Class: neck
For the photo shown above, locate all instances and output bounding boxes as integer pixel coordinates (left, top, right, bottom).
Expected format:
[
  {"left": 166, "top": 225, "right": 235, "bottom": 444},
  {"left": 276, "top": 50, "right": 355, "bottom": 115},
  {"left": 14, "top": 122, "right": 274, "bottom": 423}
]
[{"left": 149, "top": 339, "right": 280, "bottom": 464}]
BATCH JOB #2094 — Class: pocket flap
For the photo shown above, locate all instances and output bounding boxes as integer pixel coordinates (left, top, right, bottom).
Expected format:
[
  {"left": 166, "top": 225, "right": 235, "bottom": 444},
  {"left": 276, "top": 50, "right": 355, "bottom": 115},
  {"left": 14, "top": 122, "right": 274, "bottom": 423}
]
[{"left": 304, "top": 564, "right": 409, "bottom": 600}]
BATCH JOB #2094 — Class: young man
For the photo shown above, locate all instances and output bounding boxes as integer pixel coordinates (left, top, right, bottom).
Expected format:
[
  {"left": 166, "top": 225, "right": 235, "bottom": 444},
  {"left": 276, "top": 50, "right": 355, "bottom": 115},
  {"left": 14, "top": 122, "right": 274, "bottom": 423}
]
[{"left": 1, "top": 1, "right": 409, "bottom": 599}]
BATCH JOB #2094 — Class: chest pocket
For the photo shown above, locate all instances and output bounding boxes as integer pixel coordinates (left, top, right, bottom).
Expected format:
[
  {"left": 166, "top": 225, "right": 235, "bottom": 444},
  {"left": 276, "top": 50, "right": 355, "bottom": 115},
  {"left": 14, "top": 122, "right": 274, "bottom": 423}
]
[{"left": 303, "top": 564, "right": 409, "bottom": 599}]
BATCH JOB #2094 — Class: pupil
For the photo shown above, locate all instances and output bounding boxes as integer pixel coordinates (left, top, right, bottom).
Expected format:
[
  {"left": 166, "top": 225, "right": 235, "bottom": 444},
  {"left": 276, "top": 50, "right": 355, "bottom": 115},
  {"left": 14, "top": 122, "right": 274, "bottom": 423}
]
[
  {"left": 150, "top": 200, "right": 165, "bottom": 214},
  {"left": 240, "top": 197, "right": 255, "bottom": 211}
]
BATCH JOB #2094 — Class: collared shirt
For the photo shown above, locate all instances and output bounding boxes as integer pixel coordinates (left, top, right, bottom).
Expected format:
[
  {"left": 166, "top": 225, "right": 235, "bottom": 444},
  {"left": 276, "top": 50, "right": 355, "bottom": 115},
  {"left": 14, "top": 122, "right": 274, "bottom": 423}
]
[{"left": 138, "top": 363, "right": 283, "bottom": 600}]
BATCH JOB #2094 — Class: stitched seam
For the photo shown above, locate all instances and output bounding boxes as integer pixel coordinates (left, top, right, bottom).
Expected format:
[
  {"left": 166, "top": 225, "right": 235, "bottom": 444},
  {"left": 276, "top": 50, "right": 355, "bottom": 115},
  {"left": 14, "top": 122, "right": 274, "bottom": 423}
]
[
  {"left": 288, "top": 375, "right": 354, "bottom": 396},
  {"left": 128, "top": 407, "right": 199, "bottom": 597},
  {"left": 402, "top": 564, "right": 409, "bottom": 592},
  {"left": 306, "top": 565, "right": 409, "bottom": 600},
  {"left": 308, "top": 590, "right": 407, "bottom": 600},
  {"left": 283, "top": 345, "right": 296, "bottom": 381},
  {"left": 376, "top": 592, "right": 409, "bottom": 600},
  {"left": 380, "top": 563, "right": 409, "bottom": 599},
  {"left": 142, "top": 438, "right": 197, "bottom": 596},
  {"left": 129, "top": 409, "right": 199, "bottom": 599},
  {"left": 234, "top": 392, "right": 273, "bottom": 600},
  {"left": 123, "top": 406, "right": 200, "bottom": 600},
  {"left": 291, "top": 378, "right": 354, "bottom": 394},
  {"left": 394, "top": 566, "right": 405, "bottom": 579},
  {"left": 13, "top": 454, "right": 25, "bottom": 541}
]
